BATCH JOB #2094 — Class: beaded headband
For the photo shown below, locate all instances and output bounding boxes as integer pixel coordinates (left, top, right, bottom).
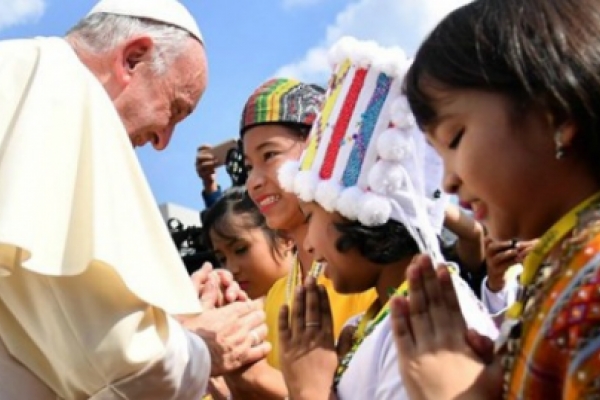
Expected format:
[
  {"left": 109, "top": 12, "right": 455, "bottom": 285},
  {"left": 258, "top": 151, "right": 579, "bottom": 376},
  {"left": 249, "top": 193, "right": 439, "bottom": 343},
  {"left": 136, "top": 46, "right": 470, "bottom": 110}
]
[{"left": 278, "top": 37, "right": 447, "bottom": 262}]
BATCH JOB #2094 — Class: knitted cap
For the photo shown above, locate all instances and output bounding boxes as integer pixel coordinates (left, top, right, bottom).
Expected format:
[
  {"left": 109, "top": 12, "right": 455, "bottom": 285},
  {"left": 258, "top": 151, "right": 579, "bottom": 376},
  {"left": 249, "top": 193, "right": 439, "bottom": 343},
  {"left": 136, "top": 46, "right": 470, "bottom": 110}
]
[
  {"left": 240, "top": 78, "right": 325, "bottom": 136},
  {"left": 278, "top": 37, "right": 447, "bottom": 263},
  {"left": 87, "top": 0, "right": 203, "bottom": 43}
]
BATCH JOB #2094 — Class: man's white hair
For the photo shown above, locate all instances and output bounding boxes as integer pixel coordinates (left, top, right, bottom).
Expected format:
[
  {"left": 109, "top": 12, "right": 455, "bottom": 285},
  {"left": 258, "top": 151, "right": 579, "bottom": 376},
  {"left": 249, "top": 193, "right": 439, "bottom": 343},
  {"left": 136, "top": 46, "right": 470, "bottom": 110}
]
[{"left": 66, "top": 13, "right": 191, "bottom": 74}]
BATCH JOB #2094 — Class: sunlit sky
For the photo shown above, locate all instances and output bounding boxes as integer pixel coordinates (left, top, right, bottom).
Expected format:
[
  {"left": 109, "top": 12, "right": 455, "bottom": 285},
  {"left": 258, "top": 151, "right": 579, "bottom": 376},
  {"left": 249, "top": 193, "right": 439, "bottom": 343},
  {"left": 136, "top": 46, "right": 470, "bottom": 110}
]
[{"left": 0, "top": 0, "right": 468, "bottom": 211}]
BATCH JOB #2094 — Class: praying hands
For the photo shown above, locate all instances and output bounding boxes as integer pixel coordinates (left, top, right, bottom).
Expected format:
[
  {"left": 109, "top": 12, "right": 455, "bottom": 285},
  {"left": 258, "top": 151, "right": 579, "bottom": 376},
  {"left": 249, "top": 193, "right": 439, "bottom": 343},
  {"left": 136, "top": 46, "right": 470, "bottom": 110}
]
[
  {"left": 279, "top": 277, "right": 339, "bottom": 400},
  {"left": 389, "top": 255, "right": 503, "bottom": 400}
]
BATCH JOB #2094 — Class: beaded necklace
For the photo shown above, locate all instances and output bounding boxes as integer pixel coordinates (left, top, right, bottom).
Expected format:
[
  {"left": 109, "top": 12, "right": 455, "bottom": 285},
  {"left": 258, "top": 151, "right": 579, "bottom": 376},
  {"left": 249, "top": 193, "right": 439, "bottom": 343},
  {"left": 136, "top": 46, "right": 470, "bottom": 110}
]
[
  {"left": 285, "top": 254, "right": 323, "bottom": 307},
  {"left": 496, "top": 191, "right": 600, "bottom": 351},
  {"left": 333, "top": 281, "right": 409, "bottom": 389}
]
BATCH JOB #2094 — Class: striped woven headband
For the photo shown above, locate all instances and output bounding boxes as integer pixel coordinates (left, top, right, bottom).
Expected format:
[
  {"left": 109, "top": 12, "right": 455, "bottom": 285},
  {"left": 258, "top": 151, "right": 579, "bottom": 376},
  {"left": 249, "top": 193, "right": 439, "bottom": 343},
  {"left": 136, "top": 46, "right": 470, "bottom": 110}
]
[{"left": 239, "top": 78, "right": 325, "bottom": 136}]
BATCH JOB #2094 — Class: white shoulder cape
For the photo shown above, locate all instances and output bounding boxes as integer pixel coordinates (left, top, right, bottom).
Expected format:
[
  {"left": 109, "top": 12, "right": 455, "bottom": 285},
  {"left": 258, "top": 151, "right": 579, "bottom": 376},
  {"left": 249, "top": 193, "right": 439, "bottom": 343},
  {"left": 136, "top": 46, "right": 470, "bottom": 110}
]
[{"left": 0, "top": 37, "right": 201, "bottom": 315}]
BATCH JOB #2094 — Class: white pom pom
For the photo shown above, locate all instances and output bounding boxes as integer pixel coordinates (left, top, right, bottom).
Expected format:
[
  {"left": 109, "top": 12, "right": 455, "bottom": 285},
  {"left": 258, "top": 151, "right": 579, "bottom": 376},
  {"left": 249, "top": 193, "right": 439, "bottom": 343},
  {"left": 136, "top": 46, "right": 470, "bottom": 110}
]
[
  {"left": 398, "top": 57, "right": 413, "bottom": 77},
  {"left": 389, "top": 96, "right": 415, "bottom": 130},
  {"left": 376, "top": 128, "right": 413, "bottom": 161},
  {"left": 278, "top": 160, "right": 300, "bottom": 192},
  {"left": 368, "top": 160, "right": 408, "bottom": 196},
  {"left": 337, "top": 186, "right": 364, "bottom": 221},
  {"left": 294, "top": 170, "right": 319, "bottom": 202},
  {"left": 357, "top": 192, "right": 392, "bottom": 226},
  {"left": 374, "top": 48, "right": 406, "bottom": 77},
  {"left": 328, "top": 48, "right": 343, "bottom": 69},
  {"left": 328, "top": 36, "right": 359, "bottom": 66},
  {"left": 315, "top": 180, "right": 343, "bottom": 212},
  {"left": 372, "top": 52, "right": 393, "bottom": 75},
  {"left": 388, "top": 46, "right": 408, "bottom": 65},
  {"left": 354, "top": 40, "right": 379, "bottom": 68},
  {"left": 390, "top": 95, "right": 411, "bottom": 113}
]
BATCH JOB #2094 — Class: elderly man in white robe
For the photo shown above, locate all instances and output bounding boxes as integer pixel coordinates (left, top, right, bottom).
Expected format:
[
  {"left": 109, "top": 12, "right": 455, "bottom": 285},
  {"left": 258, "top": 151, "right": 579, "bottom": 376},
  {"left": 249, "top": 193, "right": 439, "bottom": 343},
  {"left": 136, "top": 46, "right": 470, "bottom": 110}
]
[{"left": 0, "top": 0, "right": 269, "bottom": 398}]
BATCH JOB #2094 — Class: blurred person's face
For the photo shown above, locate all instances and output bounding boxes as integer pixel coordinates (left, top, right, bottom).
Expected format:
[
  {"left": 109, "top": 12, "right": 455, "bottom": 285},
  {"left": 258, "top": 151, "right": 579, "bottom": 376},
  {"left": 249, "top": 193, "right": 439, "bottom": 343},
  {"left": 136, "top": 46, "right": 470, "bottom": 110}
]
[
  {"left": 209, "top": 212, "right": 291, "bottom": 299},
  {"left": 300, "top": 201, "right": 378, "bottom": 294},
  {"left": 243, "top": 125, "right": 306, "bottom": 231},
  {"left": 105, "top": 36, "right": 207, "bottom": 150}
]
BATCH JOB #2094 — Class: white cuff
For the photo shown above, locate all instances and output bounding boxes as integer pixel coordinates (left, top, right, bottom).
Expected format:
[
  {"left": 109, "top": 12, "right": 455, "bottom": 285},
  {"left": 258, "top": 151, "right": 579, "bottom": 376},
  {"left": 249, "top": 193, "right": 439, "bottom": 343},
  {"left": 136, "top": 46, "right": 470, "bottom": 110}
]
[
  {"left": 480, "top": 264, "right": 521, "bottom": 318},
  {"left": 480, "top": 277, "right": 510, "bottom": 315},
  {"left": 90, "top": 317, "right": 210, "bottom": 400}
]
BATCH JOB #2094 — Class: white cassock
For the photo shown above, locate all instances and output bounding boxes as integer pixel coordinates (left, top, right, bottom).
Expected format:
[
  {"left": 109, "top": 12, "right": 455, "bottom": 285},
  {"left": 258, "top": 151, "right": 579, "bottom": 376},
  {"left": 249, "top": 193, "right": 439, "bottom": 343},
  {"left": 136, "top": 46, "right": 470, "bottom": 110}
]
[{"left": 0, "top": 36, "right": 210, "bottom": 399}]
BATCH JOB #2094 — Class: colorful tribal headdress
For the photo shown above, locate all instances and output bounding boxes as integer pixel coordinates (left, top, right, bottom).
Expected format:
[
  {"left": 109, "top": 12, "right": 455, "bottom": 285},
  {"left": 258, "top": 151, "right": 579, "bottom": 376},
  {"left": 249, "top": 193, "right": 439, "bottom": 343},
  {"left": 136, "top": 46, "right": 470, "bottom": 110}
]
[
  {"left": 240, "top": 78, "right": 325, "bottom": 136},
  {"left": 278, "top": 37, "right": 447, "bottom": 262}
]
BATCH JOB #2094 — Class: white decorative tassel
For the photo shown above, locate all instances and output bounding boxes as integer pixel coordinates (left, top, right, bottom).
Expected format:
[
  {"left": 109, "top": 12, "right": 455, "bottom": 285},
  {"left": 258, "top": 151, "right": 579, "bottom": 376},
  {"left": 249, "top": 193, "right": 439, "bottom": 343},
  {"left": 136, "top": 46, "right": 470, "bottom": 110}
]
[
  {"left": 376, "top": 128, "right": 413, "bottom": 161},
  {"left": 389, "top": 97, "right": 416, "bottom": 130}
]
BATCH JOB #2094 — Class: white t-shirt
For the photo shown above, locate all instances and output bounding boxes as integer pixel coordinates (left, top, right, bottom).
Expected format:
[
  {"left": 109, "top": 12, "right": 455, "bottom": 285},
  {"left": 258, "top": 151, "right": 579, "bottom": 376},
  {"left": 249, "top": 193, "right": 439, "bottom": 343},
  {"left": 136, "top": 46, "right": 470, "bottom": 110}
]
[
  {"left": 480, "top": 264, "right": 522, "bottom": 326},
  {"left": 337, "top": 275, "right": 498, "bottom": 400}
]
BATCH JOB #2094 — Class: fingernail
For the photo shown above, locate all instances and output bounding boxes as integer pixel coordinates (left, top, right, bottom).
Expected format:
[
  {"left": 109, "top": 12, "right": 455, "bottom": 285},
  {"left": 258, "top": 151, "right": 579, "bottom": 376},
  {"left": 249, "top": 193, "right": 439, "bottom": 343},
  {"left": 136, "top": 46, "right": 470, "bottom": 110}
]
[{"left": 408, "top": 266, "right": 420, "bottom": 280}]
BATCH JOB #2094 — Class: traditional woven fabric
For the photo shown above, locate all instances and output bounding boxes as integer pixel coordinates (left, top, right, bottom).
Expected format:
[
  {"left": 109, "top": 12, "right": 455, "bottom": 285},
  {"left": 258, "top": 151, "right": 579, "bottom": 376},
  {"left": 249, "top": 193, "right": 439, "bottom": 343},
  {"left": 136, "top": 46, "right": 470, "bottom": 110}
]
[
  {"left": 499, "top": 198, "right": 600, "bottom": 399},
  {"left": 278, "top": 37, "right": 447, "bottom": 262},
  {"left": 239, "top": 78, "right": 325, "bottom": 136}
]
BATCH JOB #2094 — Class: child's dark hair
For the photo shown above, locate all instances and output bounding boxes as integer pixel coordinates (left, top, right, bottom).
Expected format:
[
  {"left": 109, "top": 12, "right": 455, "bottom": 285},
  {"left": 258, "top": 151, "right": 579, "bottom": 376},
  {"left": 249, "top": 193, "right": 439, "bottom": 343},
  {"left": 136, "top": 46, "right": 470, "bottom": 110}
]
[
  {"left": 404, "top": 0, "right": 600, "bottom": 180},
  {"left": 281, "top": 122, "right": 312, "bottom": 140},
  {"left": 202, "top": 186, "right": 284, "bottom": 261},
  {"left": 334, "top": 219, "right": 420, "bottom": 264}
]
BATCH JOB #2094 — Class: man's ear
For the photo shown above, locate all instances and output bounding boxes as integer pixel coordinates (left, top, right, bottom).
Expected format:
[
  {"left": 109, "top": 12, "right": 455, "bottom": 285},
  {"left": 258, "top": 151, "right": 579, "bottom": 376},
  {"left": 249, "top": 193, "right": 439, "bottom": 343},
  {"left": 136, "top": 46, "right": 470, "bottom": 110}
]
[{"left": 113, "top": 36, "right": 155, "bottom": 86}]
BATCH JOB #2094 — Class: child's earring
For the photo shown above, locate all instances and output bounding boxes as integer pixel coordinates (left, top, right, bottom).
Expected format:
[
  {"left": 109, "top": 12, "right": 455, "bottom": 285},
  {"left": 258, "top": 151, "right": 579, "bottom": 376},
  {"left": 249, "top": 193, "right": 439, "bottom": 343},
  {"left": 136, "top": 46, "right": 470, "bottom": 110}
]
[
  {"left": 554, "top": 130, "right": 566, "bottom": 160},
  {"left": 285, "top": 239, "right": 295, "bottom": 257}
]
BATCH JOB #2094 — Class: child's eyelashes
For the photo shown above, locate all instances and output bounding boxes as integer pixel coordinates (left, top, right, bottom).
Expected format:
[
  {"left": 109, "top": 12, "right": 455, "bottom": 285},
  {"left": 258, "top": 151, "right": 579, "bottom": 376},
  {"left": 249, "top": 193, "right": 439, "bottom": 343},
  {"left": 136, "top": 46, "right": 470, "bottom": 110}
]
[
  {"left": 234, "top": 246, "right": 248, "bottom": 255},
  {"left": 449, "top": 128, "right": 465, "bottom": 149},
  {"left": 304, "top": 212, "right": 312, "bottom": 223},
  {"left": 263, "top": 151, "right": 279, "bottom": 161}
]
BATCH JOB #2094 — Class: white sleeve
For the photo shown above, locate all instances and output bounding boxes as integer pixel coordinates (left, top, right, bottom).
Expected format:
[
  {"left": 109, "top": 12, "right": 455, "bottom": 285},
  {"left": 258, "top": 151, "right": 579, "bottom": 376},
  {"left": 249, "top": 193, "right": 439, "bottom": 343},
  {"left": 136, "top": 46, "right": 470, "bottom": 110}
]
[
  {"left": 374, "top": 319, "right": 410, "bottom": 400},
  {"left": 0, "top": 266, "right": 211, "bottom": 399},
  {"left": 89, "top": 316, "right": 210, "bottom": 400},
  {"left": 480, "top": 277, "right": 511, "bottom": 315},
  {"left": 480, "top": 264, "right": 522, "bottom": 324}
]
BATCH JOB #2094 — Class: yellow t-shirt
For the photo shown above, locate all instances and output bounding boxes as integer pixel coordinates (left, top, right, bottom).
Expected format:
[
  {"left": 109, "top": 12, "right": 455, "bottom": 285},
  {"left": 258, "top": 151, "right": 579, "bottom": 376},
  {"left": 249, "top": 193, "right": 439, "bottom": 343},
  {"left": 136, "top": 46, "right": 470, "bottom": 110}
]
[{"left": 264, "top": 273, "right": 376, "bottom": 368}]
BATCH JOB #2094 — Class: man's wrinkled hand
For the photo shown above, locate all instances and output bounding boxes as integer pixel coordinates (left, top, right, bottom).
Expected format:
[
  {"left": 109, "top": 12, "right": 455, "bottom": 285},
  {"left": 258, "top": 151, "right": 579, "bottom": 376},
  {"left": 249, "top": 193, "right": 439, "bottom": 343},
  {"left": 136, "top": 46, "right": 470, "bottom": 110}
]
[
  {"left": 182, "top": 299, "right": 270, "bottom": 376},
  {"left": 191, "top": 263, "right": 249, "bottom": 309}
]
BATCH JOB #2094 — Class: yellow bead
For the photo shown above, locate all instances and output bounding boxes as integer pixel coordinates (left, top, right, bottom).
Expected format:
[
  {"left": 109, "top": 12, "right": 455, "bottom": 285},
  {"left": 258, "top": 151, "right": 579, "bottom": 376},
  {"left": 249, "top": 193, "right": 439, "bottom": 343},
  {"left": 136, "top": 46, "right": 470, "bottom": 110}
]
[{"left": 507, "top": 302, "right": 524, "bottom": 319}]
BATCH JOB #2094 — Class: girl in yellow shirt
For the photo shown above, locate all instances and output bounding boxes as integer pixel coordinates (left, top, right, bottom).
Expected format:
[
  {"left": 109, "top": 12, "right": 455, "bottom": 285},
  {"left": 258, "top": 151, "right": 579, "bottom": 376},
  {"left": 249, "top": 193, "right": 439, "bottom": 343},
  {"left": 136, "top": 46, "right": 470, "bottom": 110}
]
[{"left": 222, "top": 78, "right": 375, "bottom": 399}]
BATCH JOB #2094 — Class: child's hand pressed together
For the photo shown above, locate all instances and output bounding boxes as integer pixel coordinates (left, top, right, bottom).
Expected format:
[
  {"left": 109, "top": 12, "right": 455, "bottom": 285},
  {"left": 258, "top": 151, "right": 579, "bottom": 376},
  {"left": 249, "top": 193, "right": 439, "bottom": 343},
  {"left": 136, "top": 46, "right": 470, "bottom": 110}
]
[{"left": 279, "top": 277, "right": 338, "bottom": 400}]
